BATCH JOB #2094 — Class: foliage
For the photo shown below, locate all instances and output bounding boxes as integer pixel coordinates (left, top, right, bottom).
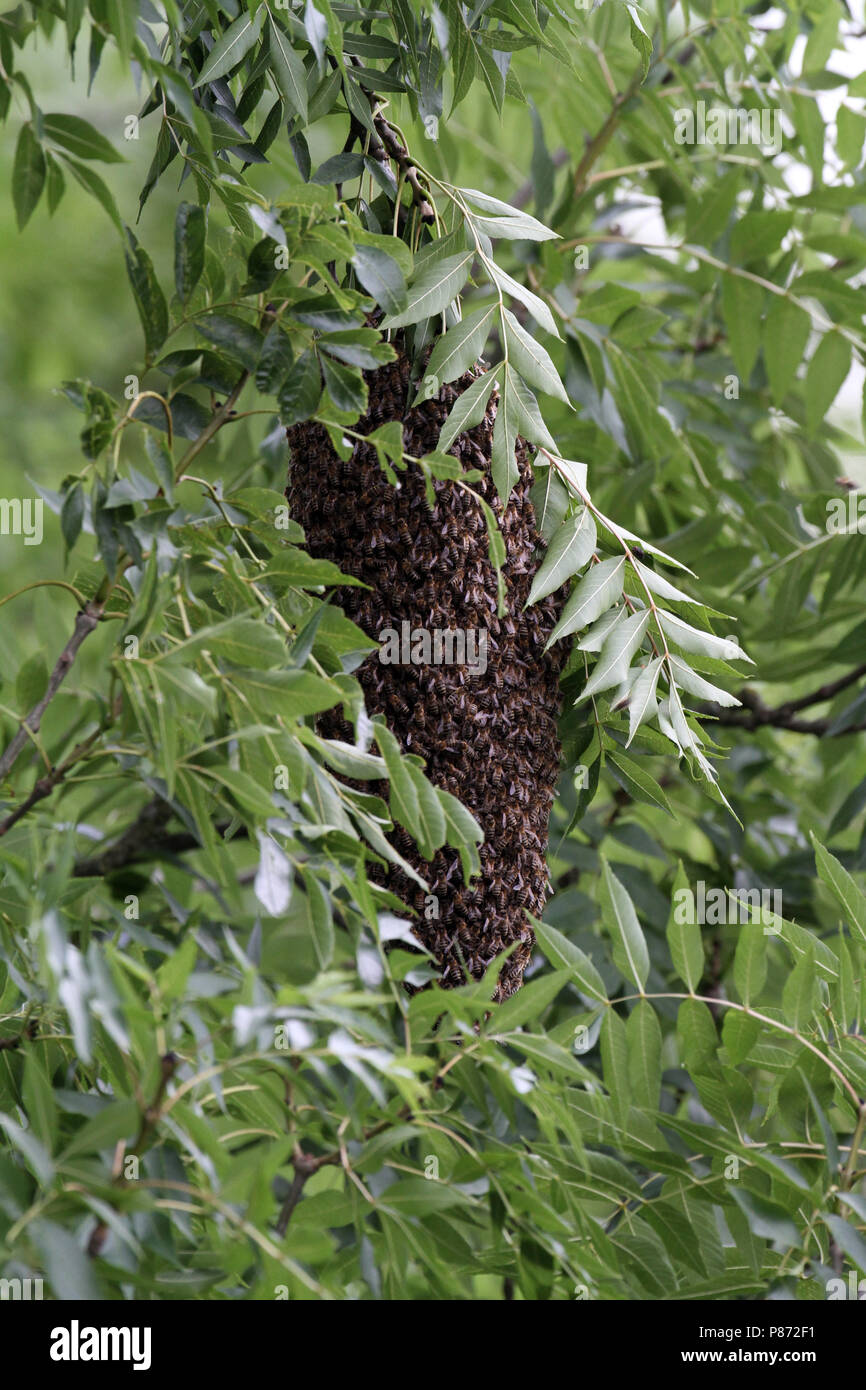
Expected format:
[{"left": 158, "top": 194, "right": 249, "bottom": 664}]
[{"left": 0, "top": 0, "right": 865, "bottom": 1300}]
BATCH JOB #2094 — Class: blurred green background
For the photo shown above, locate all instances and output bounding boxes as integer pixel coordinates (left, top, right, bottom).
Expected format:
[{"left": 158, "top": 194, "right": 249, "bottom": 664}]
[{"left": 1, "top": 37, "right": 159, "bottom": 701}]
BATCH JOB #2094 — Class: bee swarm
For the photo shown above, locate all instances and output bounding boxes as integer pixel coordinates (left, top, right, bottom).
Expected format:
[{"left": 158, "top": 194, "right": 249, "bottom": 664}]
[{"left": 287, "top": 352, "right": 567, "bottom": 1000}]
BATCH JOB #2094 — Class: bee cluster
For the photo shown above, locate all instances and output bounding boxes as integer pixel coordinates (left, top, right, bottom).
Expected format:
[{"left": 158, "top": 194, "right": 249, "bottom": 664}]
[{"left": 287, "top": 351, "right": 568, "bottom": 1000}]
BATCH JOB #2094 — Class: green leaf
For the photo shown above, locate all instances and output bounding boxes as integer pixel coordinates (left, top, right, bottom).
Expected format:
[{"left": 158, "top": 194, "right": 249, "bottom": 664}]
[
  {"left": 32, "top": 1220, "right": 101, "bottom": 1301},
  {"left": 321, "top": 354, "right": 368, "bottom": 415},
  {"left": 836, "top": 935, "right": 860, "bottom": 1032},
  {"left": 502, "top": 308, "right": 569, "bottom": 403},
  {"left": 600, "top": 858, "right": 650, "bottom": 990},
  {"left": 381, "top": 1179, "right": 469, "bottom": 1216},
  {"left": 733, "top": 925, "right": 768, "bottom": 1005},
  {"left": 658, "top": 611, "right": 749, "bottom": 663},
  {"left": 23, "top": 1053, "right": 58, "bottom": 1151},
  {"left": 0, "top": 1113, "right": 54, "bottom": 1185},
  {"left": 685, "top": 169, "right": 740, "bottom": 247},
  {"left": 722, "top": 274, "right": 762, "bottom": 380},
  {"left": 722, "top": 1010, "right": 760, "bottom": 1066},
  {"left": 60, "top": 481, "right": 85, "bottom": 551},
  {"left": 194, "top": 314, "right": 263, "bottom": 371},
  {"left": 731, "top": 1189, "right": 800, "bottom": 1246},
  {"left": 824, "top": 1214, "right": 866, "bottom": 1275},
  {"left": 261, "top": 548, "right": 364, "bottom": 588},
  {"left": 13, "top": 122, "right": 46, "bottom": 229},
  {"left": 166, "top": 616, "right": 287, "bottom": 669},
  {"left": 306, "top": 872, "right": 335, "bottom": 969},
  {"left": 803, "top": 1075, "right": 840, "bottom": 1178},
  {"left": 403, "top": 759, "right": 447, "bottom": 859},
  {"left": 633, "top": 559, "right": 696, "bottom": 607},
  {"left": 105, "top": 0, "right": 135, "bottom": 61},
  {"left": 812, "top": 833, "right": 866, "bottom": 944},
  {"left": 195, "top": 9, "right": 266, "bottom": 87},
  {"left": 438, "top": 787, "right": 483, "bottom": 881},
  {"left": 374, "top": 722, "right": 421, "bottom": 843},
  {"left": 490, "top": 365, "right": 521, "bottom": 502},
  {"left": 61, "top": 1099, "right": 140, "bottom": 1159},
  {"left": 527, "top": 507, "right": 596, "bottom": 606},
  {"left": 43, "top": 113, "right": 123, "bottom": 162},
  {"left": 16, "top": 652, "right": 48, "bottom": 709},
  {"left": 531, "top": 916, "right": 607, "bottom": 1002},
  {"left": 462, "top": 187, "right": 558, "bottom": 242},
  {"left": 489, "top": 261, "right": 560, "bottom": 339},
  {"left": 204, "top": 766, "right": 277, "bottom": 819},
  {"left": 580, "top": 610, "right": 650, "bottom": 700},
  {"left": 626, "top": 655, "right": 662, "bottom": 746},
  {"left": 437, "top": 370, "right": 496, "bottom": 453},
  {"left": 175, "top": 202, "right": 205, "bottom": 302},
  {"left": 59, "top": 155, "right": 122, "bottom": 230},
  {"left": 782, "top": 943, "right": 818, "bottom": 1030},
  {"left": 731, "top": 211, "right": 794, "bottom": 265},
  {"left": 232, "top": 668, "right": 341, "bottom": 719},
  {"left": 627, "top": 4, "right": 652, "bottom": 77},
  {"left": 416, "top": 306, "right": 495, "bottom": 395},
  {"left": 677, "top": 997, "right": 718, "bottom": 1073},
  {"left": 837, "top": 104, "right": 866, "bottom": 169},
  {"left": 627, "top": 999, "right": 662, "bottom": 1108},
  {"left": 505, "top": 1032, "right": 590, "bottom": 1081},
  {"left": 269, "top": 14, "right": 309, "bottom": 121},
  {"left": 546, "top": 557, "right": 626, "bottom": 648},
  {"left": 600, "top": 1007, "right": 631, "bottom": 1124},
  {"left": 44, "top": 151, "right": 65, "bottom": 213},
  {"left": 608, "top": 749, "right": 673, "bottom": 816},
  {"left": 256, "top": 324, "right": 295, "bottom": 394},
  {"left": 666, "top": 862, "right": 704, "bottom": 991},
  {"left": 493, "top": 970, "right": 569, "bottom": 1032},
  {"left": 805, "top": 332, "right": 851, "bottom": 435},
  {"left": 318, "top": 330, "right": 395, "bottom": 369},
  {"left": 124, "top": 227, "right": 168, "bottom": 357},
  {"left": 763, "top": 296, "right": 810, "bottom": 406},
  {"left": 667, "top": 655, "right": 741, "bottom": 708},
  {"left": 380, "top": 250, "right": 474, "bottom": 329},
  {"left": 156, "top": 936, "right": 197, "bottom": 1003},
  {"left": 279, "top": 350, "right": 322, "bottom": 426},
  {"left": 351, "top": 246, "right": 407, "bottom": 316}
]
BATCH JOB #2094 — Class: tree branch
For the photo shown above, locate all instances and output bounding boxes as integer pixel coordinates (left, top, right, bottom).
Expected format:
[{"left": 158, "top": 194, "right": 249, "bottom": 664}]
[
  {"left": 701, "top": 665, "right": 866, "bottom": 735},
  {"left": 0, "top": 599, "right": 105, "bottom": 785},
  {"left": 275, "top": 1150, "right": 320, "bottom": 1237},
  {"left": 0, "top": 726, "right": 103, "bottom": 838},
  {"left": 574, "top": 68, "right": 645, "bottom": 196},
  {"left": 368, "top": 110, "right": 435, "bottom": 223},
  {"left": 72, "top": 797, "right": 248, "bottom": 877},
  {"left": 173, "top": 369, "right": 250, "bottom": 484}
]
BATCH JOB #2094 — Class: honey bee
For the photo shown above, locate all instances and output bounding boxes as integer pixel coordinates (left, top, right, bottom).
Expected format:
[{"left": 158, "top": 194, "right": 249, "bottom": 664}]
[{"left": 286, "top": 349, "right": 569, "bottom": 1002}]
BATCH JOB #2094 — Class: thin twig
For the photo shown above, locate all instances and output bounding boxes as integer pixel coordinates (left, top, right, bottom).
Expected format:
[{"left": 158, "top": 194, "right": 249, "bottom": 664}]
[
  {"left": 72, "top": 797, "right": 247, "bottom": 876},
  {"left": 0, "top": 725, "right": 105, "bottom": 838},
  {"left": 0, "top": 599, "right": 105, "bottom": 784},
  {"left": 702, "top": 665, "right": 866, "bottom": 735},
  {"left": 573, "top": 68, "right": 645, "bottom": 196}
]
